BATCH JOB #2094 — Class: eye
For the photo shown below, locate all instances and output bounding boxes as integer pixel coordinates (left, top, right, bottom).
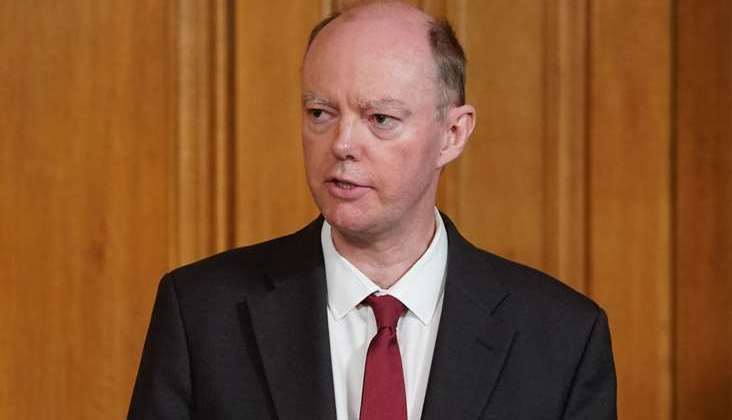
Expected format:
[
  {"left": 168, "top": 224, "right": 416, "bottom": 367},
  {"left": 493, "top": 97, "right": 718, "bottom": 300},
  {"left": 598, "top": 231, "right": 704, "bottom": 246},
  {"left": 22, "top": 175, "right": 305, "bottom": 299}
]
[
  {"left": 369, "top": 113, "right": 399, "bottom": 130},
  {"left": 306, "top": 108, "right": 333, "bottom": 124}
]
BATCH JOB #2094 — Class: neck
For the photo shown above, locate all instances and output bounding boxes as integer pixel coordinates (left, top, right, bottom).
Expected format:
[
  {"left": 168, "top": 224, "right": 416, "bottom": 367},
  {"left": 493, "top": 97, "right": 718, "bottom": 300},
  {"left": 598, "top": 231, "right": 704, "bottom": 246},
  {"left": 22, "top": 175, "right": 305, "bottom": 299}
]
[{"left": 330, "top": 209, "right": 437, "bottom": 289}]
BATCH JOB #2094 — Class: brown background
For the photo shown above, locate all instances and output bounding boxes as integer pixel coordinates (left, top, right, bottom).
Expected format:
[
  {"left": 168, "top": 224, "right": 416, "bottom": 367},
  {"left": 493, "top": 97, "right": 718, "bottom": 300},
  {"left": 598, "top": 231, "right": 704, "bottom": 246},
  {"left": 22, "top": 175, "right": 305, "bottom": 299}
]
[{"left": 1, "top": 0, "right": 730, "bottom": 418}]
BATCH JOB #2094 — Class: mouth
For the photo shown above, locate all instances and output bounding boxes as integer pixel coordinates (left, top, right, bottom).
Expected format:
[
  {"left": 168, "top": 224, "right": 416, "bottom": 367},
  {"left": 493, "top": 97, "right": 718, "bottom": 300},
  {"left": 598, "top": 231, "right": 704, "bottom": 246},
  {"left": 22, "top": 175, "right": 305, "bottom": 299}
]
[
  {"left": 325, "top": 177, "right": 371, "bottom": 199},
  {"left": 327, "top": 177, "right": 368, "bottom": 189}
]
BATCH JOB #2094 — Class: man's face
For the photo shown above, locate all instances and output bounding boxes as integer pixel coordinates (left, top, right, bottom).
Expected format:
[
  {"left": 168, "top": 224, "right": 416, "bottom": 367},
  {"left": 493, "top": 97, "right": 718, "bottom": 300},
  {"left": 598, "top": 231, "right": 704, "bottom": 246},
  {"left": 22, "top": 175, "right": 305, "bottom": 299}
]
[{"left": 301, "top": 12, "right": 447, "bottom": 238}]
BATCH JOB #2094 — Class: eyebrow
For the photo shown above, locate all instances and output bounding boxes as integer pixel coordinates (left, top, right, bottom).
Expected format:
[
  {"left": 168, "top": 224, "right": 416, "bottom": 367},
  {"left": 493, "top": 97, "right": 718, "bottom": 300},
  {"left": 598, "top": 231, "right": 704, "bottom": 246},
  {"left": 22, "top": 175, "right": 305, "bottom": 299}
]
[
  {"left": 359, "top": 97, "right": 413, "bottom": 118},
  {"left": 302, "top": 92, "right": 331, "bottom": 106},
  {"left": 302, "top": 92, "right": 413, "bottom": 116},
  {"left": 360, "top": 97, "right": 408, "bottom": 109}
]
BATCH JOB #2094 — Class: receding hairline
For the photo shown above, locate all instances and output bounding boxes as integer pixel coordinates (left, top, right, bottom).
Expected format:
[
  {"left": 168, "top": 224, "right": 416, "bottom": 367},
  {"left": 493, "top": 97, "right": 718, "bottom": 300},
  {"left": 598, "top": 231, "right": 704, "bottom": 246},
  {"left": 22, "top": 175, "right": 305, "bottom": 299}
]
[
  {"left": 303, "top": 1, "right": 467, "bottom": 110},
  {"left": 306, "top": 1, "right": 434, "bottom": 53}
]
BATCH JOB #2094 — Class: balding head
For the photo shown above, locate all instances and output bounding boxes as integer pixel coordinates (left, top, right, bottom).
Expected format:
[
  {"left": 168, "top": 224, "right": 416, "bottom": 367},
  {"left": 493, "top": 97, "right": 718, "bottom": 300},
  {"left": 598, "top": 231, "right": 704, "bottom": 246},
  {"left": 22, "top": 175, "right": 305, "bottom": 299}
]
[
  {"left": 307, "top": 1, "right": 429, "bottom": 49},
  {"left": 304, "top": 0, "right": 466, "bottom": 112}
]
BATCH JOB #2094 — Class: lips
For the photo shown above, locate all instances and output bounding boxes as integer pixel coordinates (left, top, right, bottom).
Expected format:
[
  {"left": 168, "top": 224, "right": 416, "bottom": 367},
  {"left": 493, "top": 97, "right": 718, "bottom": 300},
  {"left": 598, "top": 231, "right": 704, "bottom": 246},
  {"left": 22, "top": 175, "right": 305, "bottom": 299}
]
[
  {"left": 327, "top": 175, "right": 369, "bottom": 187},
  {"left": 331, "top": 179, "right": 361, "bottom": 188},
  {"left": 325, "top": 177, "right": 371, "bottom": 199}
]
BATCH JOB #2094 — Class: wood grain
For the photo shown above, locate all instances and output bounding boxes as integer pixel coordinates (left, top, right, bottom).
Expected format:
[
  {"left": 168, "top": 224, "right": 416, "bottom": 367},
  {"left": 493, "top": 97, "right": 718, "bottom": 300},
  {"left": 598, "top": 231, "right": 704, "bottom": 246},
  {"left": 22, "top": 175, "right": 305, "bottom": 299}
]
[
  {"left": 233, "top": 1, "right": 320, "bottom": 246},
  {"left": 675, "top": 1, "right": 732, "bottom": 417},
  {"left": 541, "top": 0, "right": 589, "bottom": 292},
  {"left": 435, "top": 0, "right": 590, "bottom": 296},
  {"left": 175, "top": 0, "right": 234, "bottom": 266},
  {"left": 0, "top": 1, "right": 176, "bottom": 418},
  {"left": 439, "top": 0, "right": 548, "bottom": 271},
  {"left": 588, "top": 1, "right": 673, "bottom": 418}
]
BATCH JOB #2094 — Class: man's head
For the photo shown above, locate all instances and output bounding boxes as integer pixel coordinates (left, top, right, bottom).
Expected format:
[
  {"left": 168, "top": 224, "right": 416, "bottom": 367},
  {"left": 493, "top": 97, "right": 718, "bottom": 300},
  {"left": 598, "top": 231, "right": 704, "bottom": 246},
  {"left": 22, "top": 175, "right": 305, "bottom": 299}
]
[
  {"left": 301, "top": 1, "right": 475, "bottom": 240},
  {"left": 306, "top": 2, "right": 467, "bottom": 115}
]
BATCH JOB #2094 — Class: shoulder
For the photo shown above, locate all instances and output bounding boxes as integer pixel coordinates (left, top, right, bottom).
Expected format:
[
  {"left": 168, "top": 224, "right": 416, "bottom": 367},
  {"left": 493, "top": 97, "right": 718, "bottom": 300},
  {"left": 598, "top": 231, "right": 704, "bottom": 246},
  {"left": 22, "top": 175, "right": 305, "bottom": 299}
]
[
  {"left": 160, "top": 217, "right": 324, "bottom": 300},
  {"left": 480, "top": 250, "right": 601, "bottom": 323},
  {"left": 442, "top": 213, "right": 603, "bottom": 330},
  {"left": 468, "top": 246, "right": 608, "bottom": 353}
]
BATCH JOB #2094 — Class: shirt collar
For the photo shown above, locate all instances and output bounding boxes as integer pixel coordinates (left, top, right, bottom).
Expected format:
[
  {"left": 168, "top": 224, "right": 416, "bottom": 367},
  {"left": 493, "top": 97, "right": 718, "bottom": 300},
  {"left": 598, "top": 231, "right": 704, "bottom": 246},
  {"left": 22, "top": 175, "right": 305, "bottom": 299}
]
[{"left": 322, "top": 209, "right": 448, "bottom": 326}]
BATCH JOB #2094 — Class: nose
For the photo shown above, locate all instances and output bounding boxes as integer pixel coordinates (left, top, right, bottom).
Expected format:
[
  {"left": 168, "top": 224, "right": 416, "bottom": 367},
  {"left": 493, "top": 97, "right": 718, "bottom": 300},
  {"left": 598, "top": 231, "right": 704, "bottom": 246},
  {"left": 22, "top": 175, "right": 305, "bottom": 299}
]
[{"left": 331, "top": 116, "right": 361, "bottom": 161}]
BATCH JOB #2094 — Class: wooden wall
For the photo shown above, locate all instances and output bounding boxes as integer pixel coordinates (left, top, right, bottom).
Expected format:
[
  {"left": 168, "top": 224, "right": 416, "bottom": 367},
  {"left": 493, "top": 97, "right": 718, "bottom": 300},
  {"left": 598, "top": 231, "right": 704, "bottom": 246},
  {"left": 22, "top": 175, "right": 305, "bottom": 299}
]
[
  {"left": 674, "top": 1, "right": 732, "bottom": 418},
  {"left": 1, "top": 1, "right": 729, "bottom": 418},
  {"left": 589, "top": 2, "right": 673, "bottom": 417},
  {"left": 0, "top": 1, "right": 177, "bottom": 418}
]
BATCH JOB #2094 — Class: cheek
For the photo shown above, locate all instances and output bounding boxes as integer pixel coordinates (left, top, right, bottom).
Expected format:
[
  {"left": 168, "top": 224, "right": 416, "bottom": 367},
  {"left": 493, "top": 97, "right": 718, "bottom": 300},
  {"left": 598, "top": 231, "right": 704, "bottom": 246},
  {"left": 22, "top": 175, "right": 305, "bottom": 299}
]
[
  {"left": 402, "top": 128, "right": 442, "bottom": 170},
  {"left": 380, "top": 135, "right": 440, "bottom": 193},
  {"left": 302, "top": 134, "right": 328, "bottom": 172}
]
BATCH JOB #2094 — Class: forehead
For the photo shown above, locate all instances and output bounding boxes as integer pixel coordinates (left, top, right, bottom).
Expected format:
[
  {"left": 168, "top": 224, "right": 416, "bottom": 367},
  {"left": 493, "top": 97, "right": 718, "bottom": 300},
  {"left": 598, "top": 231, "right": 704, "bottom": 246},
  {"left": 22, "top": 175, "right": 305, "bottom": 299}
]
[{"left": 302, "top": 10, "right": 438, "bottom": 106}]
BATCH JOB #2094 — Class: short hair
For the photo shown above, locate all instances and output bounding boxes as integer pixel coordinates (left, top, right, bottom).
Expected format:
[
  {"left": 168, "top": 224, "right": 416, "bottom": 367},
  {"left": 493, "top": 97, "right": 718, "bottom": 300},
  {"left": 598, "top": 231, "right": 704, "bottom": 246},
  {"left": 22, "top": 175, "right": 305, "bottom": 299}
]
[
  {"left": 427, "top": 19, "right": 466, "bottom": 107},
  {"left": 305, "top": 9, "right": 466, "bottom": 110}
]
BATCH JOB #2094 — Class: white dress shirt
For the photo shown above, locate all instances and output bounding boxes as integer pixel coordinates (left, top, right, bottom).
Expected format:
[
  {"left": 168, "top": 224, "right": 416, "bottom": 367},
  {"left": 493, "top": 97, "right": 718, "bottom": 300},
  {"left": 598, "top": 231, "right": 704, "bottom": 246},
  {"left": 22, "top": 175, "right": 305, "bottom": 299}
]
[{"left": 322, "top": 210, "right": 448, "bottom": 420}]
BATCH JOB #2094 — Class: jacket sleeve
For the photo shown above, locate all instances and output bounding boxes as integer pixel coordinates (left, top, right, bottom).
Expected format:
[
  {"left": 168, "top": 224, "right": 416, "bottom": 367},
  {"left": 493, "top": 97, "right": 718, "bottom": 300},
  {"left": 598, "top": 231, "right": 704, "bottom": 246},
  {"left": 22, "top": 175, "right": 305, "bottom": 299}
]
[
  {"left": 128, "top": 273, "right": 193, "bottom": 419},
  {"left": 561, "top": 308, "right": 617, "bottom": 419}
]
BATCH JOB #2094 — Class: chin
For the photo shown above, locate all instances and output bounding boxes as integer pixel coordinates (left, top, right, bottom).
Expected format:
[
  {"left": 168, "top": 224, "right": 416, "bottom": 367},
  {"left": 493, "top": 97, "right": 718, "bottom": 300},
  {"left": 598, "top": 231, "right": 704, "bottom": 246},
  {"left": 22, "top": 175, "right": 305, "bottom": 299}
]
[{"left": 321, "top": 203, "right": 377, "bottom": 237}]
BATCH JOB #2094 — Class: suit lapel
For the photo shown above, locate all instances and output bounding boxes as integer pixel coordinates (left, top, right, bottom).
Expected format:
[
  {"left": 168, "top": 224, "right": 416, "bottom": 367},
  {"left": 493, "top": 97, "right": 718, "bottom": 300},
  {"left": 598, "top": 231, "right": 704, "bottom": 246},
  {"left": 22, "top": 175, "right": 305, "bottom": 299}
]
[
  {"left": 422, "top": 216, "right": 516, "bottom": 419},
  {"left": 240, "top": 219, "right": 337, "bottom": 420},
  {"left": 236, "top": 215, "right": 514, "bottom": 419}
]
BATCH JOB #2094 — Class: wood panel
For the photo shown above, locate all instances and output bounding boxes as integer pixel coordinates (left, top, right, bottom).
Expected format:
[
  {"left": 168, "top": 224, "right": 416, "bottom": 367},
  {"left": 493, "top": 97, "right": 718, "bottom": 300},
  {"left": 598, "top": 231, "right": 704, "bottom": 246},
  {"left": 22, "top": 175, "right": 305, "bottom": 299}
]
[
  {"left": 588, "top": 1, "right": 673, "bottom": 419},
  {"left": 0, "top": 1, "right": 176, "bottom": 418},
  {"left": 540, "top": 0, "right": 589, "bottom": 292},
  {"left": 675, "top": 0, "right": 732, "bottom": 417},
  {"left": 175, "top": 0, "right": 234, "bottom": 265},
  {"left": 435, "top": 0, "right": 589, "bottom": 294},
  {"left": 439, "top": 0, "right": 548, "bottom": 271},
  {"left": 233, "top": 1, "right": 321, "bottom": 246}
]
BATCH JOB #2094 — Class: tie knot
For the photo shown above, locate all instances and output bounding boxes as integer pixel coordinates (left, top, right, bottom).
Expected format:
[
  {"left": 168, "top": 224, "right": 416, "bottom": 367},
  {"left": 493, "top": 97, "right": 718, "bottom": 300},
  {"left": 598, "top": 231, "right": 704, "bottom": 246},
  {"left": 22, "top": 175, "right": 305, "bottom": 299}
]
[{"left": 364, "top": 294, "right": 406, "bottom": 329}]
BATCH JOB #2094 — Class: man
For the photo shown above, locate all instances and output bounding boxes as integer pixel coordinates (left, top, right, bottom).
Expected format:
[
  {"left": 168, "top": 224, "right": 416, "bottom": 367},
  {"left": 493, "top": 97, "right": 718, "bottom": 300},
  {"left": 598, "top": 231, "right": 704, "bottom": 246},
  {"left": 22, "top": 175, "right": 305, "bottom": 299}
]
[{"left": 128, "top": 1, "right": 616, "bottom": 419}]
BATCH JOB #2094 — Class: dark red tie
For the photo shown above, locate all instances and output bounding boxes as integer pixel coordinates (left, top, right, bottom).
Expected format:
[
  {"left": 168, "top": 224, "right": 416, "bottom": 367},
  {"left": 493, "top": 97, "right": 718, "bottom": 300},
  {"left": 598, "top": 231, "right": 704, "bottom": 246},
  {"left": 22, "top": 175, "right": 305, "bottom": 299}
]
[{"left": 360, "top": 294, "right": 408, "bottom": 420}]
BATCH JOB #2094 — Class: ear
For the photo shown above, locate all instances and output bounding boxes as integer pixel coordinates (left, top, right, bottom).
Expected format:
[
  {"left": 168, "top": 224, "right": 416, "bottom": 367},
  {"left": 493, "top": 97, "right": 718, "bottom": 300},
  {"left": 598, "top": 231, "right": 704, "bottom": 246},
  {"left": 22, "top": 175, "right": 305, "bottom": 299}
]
[{"left": 436, "top": 104, "right": 476, "bottom": 168}]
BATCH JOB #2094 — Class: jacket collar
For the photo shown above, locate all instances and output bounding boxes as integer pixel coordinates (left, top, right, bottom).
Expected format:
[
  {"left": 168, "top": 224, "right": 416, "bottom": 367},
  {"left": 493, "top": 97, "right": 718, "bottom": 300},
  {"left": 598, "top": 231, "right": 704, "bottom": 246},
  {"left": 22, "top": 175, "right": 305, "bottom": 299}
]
[
  {"left": 241, "top": 214, "right": 514, "bottom": 420},
  {"left": 240, "top": 217, "right": 337, "bottom": 420},
  {"left": 421, "top": 214, "right": 515, "bottom": 419}
]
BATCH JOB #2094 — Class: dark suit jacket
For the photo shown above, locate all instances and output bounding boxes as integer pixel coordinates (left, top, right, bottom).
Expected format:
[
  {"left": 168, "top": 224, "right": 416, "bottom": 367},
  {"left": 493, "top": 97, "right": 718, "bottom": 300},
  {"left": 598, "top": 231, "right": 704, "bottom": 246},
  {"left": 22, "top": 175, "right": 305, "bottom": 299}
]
[{"left": 128, "top": 215, "right": 616, "bottom": 419}]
